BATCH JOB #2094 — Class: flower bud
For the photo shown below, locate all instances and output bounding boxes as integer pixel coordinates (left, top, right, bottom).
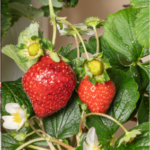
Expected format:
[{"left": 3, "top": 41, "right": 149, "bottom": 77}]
[{"left": 14, "top": 132, "right": 27, "bottom": 141}]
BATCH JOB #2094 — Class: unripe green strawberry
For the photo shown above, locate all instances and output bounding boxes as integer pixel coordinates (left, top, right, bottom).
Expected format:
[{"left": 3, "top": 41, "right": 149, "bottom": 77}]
[
  {"left": 22, "top": 55, "right": 76, "bottom": 118},
  {"left": 78, "top": 76, "right": 115, "bottom": 113}
]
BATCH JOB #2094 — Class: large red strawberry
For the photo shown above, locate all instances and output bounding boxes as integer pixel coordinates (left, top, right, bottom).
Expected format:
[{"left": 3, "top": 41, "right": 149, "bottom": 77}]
[
  {"left": 22, "top": 55, "right": 76, "bottom": 118},
  {"left": 78, "top": 76, "right": 115, "bottom": 113}
]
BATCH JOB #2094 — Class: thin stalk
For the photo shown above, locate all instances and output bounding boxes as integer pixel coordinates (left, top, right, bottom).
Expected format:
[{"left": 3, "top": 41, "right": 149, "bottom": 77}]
[
  {"left": 74, "top": 34, "right": 80, "bottom": 58},
  {"left": 57, "top": 19, "right": 89, "bottom": 59},
  {"left": 28, "top": 120, "right": 44, "bottom": 138},
  {"left": 93, "top": 26, "right": 99, "bottom": 53},
  {"left": 39, "top": 118, "right": 56, "bottom": 150},
  {"left": 49, "top": 0, "right": 56, "bottom": 48},
  {"left": 79, "top": 113, "right": 128, "bottom": 134},
  {"left": 50, "top": 138, "right": 74, "bottom": 150},
  {"left": 57, "top": 144, "right": 62, "bottom": 150},
  {"left": 16, "top": 138, "right": 45, "bottom": 150},
  {"left": 26, "top": 130, "right": 43, "bottom": 137},
  {"left": 27, "top": 144, "right": 49, "bottom": 150}
]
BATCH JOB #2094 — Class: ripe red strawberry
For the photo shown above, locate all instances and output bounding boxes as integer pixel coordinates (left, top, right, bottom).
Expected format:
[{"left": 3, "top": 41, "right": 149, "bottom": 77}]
[
  {"left": 22, "top": 55, "right": 76, "bottom": 118},
  {"left": 78, "top": 76, "right": 115, "bottom": 113}
]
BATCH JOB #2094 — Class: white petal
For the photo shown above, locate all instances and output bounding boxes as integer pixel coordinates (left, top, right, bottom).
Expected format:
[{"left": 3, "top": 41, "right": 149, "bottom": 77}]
[
  {"left": 86, "top": 127, "right": 98, "bottom": 145},
  {"left": 83, "top": 142, "right": 91, "bottom": 150},
  {"left": 2, "top": 116, "right": 20, "bottom": 130},
  {"left": 74, "top": 23, "right": 87, "bottom": 29},
  {"left": 57, "top": 24, "right": 68, "bottom": 34},
  {"left": 18, "top": 108, "right": 26, "bottom": 119},
  {"left": 5, "top": 103, "right": 20, "bottom": 114},
  {"left": 16, "top": 118, "right": 26, "bottom": 130},
  {"left": 86, "top": 30, "right": 95, "bottom": 35}
]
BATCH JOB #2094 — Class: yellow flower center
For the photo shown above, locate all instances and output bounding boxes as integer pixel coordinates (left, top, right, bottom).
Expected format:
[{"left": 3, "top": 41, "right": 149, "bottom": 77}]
[
  {"left": 92, "top": 145, "right": 100, "bottom": 150},
  {"left": 28, "top": 43, "right": 39, "bottom": 56},
  {"left": 12, "top": 110, "right": 22, "bottom": 124},
  {"left": 87, "top": 60, "right": 104, "bottom": 75}
]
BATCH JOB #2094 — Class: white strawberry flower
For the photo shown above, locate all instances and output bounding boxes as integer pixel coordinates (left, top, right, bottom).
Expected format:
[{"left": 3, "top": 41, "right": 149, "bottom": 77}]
[
  {"left": 57, "top": 23, "right": 95, "bottom": 36},
  {"left": 83, "top": 127, "right": 103, "bottom": 150},
  {"left": 2, "top": 103, "right": 27, "bottom": 130}
]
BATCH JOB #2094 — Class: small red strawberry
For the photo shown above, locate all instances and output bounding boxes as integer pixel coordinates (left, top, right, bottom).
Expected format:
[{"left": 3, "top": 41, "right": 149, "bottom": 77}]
[
  {"left": 76, "top": 53, "right": 115, "bottom": 113},
  {"left": 22, "top": 55, "right": 76, "bottom": 118},
  {"left": 78, "top": 76, "right": 115, "bottom": 113}
]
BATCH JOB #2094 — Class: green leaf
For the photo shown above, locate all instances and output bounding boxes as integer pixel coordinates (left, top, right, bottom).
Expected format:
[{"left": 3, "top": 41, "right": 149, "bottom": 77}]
[
  {"left": 9, "top": 0, "right": 31, "bottom": 5},
  {"left": 139, "top": 61, "right": 150, "bottom": 78},
  {"left": 100, "top": 36, "right": 127, "bottom": 69},
  {"left": 81, "top": 37, "right": 101, "bottom": 54},
  {"left": 41, "top": 5, "right": 62, "bottom": 17},
  {"left": 145, "top": 83, "right": 150, "bottom": 95},
  {"left": 60, "top": 44, "right": 73, "bottom": 57},
  {"left": 130, "top": 0, "right": 150, "bottom": 7},
  {"left": 72, "top": 57, "right": 86, "bottom": 68},
  {"left": 67, "top": 0, "right": 78, "bottom": 7},
  {"left": 88, "top": 77, "right": 97, "bottom": 85},
  {"left": 2, "top": 45, "right": 37, "bottom": 72},
  {"left": 2, "top": 133, "right": 20, "bottom": 150},
  {"left": 134, "top": 7, "right": 150, "bottom": 47},
  {"left": 31, "top": 35, "right": 40, "bottom": 41},
  {"left": 126, "top": 65, "right": 149, "bottom": 93},
  {"left": 18, "top": 22, "right": 39, "bottom": 43},
  {"left": 115, "top": 122, "right": 150, "bottom": 149},
  {"left": 118, "top": 55, "right": 133, "bottom": 66},
  {"left": 43, "top": 92, "right": 81, "bottom": 139},
  {"left": 8, "top": 2, "right": 44, "bottom": 20},
  {"left": 38, "top": 0, "right": 64, "bottom": 7},
  {"left": 103, "top": 7, "right": 142, "bottom": 62},
  {"left": 1, "top": 81, "right": 33, "bottom": 116},
  {"left": 17, "top": 43, "right": 27, "bottom": 49},
  {"left": 41, "top": 38, "right": 53, "bottom": 50},
  {"left": 86, "top": 68, "right": 139, "bottom": 140},
  {"left": 137, "top": 96, "right": 149, "bottom": 124},
  {"left": 1, "top": 1, "right": 12, "bottom": 38},
  {"left": 141, "top": 47, "right": 150, "bottom": 58}
]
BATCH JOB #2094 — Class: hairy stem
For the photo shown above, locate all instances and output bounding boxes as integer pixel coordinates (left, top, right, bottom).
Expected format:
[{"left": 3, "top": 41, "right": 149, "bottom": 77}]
[
  {"left": 28, "top": 119, "right": 74, "bottom": 150},
  {"left": 49, "top": 0, "right": 56, "bottom": 48},
  {"left": 16, "top": 138, "right": 46, "bottom": 150},
  {"left": 57, "top": 19, "right": 89, "bottom": 59},
  {"left": 28, "top": 120, "right": 44, "bottom": 138},
  {"left": 57, "top": 144, "right": 62, "bottom": 150},
  {"left": 27, "top": 144, "right": 49, "bottom": 150},
  {"left": 93, "top": 26, "right": 99, "bottom": 53},
  {"left": 39, "top": 118, "right": 56, "bottom": 150},
  {"left": 50, "top": 138, "right": 74, "bottom": 150},
  {"left": 78, "top": 113, "right": 128, "bottom": 142},
  {"left": 74, "top": 34, "right": 80, "bottom": 58}
]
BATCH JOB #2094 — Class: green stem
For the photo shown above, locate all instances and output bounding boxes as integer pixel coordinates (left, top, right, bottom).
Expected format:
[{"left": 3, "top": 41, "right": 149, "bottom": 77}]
[
  {"left": 27, "top": 144, "right": 49, "bottom": 150},
  {"left": 16, "top": 138, "right": 46, "bottom": 150},
  {"left": 50, "top": 138, "right": 74, "bottom": 150},
  {"left": 57, "top": 144, "right": 62, "bottom": 150},
  {"left": 26, "top": 130, "right": 43, "bottom": 137},
  {"left": 57, "top": 19, "right": 89, "bottom": 59},
  {"left": 28, "top": 119, "right": 70, "bottom": 150},
  {"left": 93, "top": 26, "right": 99, "bottom": 53},
  {"left": 79, "top": 113, "right": 128, "bottom": 134},
  {"left": 49, "top": 0, "right": 56, "bottom": 49},
  {"left": 74, "top": 34, "right": 80, "bottom": 58},
  {"left": 28, "top": 120, "right": 45, "bottom": 138}
]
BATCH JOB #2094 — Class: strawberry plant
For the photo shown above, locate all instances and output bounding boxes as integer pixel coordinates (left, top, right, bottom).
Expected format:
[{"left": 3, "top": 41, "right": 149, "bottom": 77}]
[{"left": 1, "top": 0, "right": 149, "bottom": 150}]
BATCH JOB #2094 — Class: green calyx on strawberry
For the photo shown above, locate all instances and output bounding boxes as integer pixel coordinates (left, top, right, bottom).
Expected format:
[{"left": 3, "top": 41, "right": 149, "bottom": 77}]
[
  {"left": 17, "top": 35, "right": 43, "bottom": 63},
  {"left": 22, "top": 55, "right": 76, "bottom": 118},
  {"left": 75, "top": 53, "right": 111, "bottom": 85}
]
